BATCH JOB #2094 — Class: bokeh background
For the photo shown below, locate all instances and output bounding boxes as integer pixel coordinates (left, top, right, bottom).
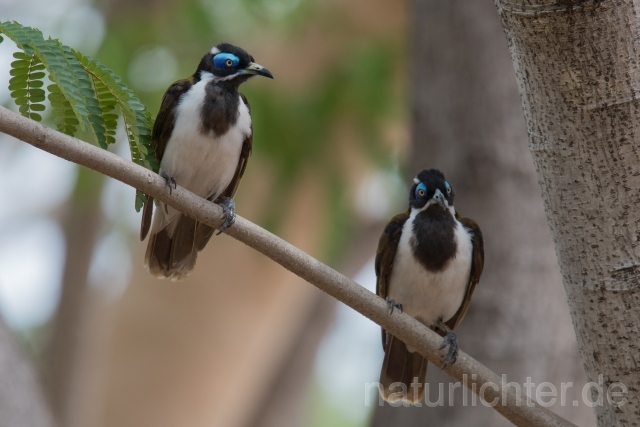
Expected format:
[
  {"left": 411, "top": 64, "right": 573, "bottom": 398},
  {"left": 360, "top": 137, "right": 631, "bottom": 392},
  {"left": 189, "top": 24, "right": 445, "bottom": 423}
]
[{"left": 0, "top": 0, "right": 598, "bottom": 426}]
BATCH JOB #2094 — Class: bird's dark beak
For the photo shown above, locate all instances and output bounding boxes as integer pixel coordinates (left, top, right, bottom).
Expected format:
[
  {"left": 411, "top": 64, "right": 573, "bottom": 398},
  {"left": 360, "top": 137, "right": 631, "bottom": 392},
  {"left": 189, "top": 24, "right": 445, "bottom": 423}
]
[
  {"left": 243, "top": 62, "right": 274, "bottom": 79},
  {"left": 432, "top": 188, "right": 447, "bottom": 210}
]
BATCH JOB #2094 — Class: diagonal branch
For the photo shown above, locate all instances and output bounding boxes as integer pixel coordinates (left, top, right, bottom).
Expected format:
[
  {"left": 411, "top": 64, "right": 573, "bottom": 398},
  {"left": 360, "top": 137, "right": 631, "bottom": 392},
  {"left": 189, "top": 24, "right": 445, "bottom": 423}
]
[{"left": 0, "top": 105, "right": 575, "bottom": 427}]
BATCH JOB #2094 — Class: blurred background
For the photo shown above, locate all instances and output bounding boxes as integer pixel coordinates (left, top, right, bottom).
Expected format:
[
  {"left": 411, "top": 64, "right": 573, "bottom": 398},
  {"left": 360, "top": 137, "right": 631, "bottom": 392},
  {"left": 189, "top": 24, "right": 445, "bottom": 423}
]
[{"left": 0, "top": 0, "right": 597, "bottom": 426}]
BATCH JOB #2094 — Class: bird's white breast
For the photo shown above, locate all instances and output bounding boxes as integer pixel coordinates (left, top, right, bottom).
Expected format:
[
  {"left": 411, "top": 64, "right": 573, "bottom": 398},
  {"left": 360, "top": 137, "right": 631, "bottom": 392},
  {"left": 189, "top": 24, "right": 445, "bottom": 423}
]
[
  {"left": 160, "top": 74, "right": 251, "bottom": 202},
  {"left": 153, "top": 75, "right": 251, "bottom": 235},
  {"left": 387, "top": 209, "right": 473, "bottom": 331}
]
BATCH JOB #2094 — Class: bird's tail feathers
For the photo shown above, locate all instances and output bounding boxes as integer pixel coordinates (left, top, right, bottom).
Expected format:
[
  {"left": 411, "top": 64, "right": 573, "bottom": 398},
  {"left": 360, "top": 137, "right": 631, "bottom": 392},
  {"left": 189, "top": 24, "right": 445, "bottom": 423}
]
[
  {"left": 144, "top": 204, "right": 199, "bottom": 281},
  {"left": 379, "top": 334, "right": 428, "bottom": 405}
]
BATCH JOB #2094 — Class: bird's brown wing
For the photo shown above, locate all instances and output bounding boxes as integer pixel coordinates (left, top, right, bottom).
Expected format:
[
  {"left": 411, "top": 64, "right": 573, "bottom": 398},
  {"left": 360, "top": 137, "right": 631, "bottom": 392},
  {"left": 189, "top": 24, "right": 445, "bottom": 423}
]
[
  {"left": 194, "top": 93, "right": 253, "bottom": 250},
  {"left": 375, "top": 211, "right": 410, "bottom": 351},
  {"left": 140, "top": 78, "right": 193, "bottom": 241},
  {"left": 445, "top": 216, "right": 484, "bottom": 330}
]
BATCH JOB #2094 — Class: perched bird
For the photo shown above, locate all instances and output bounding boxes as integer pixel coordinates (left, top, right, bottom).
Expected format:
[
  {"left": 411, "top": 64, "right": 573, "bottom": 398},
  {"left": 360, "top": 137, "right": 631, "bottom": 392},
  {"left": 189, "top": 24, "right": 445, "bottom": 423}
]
[
  {"left": 376, "top": 169, "right": 484, "bottom": 404},
  {"left": 139, "top": 43, "right": 273, "bottom": 280}
]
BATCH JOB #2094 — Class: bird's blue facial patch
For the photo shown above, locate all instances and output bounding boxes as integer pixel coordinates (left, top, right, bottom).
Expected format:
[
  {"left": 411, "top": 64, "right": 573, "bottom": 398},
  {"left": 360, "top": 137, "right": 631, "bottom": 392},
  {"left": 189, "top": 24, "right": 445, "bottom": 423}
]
[
  {"left": 415, "top": 182, "right": 427, "bottom": 200},
  {"left": 445, "top": 181, "right": 451, "bottom": 196},
  {"left": 213, "top": 53, "right": 240, "bottom": 70}
]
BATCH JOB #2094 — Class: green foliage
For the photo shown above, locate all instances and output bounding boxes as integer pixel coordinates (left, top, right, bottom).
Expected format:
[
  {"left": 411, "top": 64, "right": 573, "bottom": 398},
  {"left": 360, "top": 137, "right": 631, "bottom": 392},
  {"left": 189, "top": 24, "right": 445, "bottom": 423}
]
[
  {"left": 9, "top": 52, "right": 46, "bottom": 121},
  {"left": 48, "top": 84, "right": 79, "bottom": 135},
  {"left": 0, "top": 21, "right": 157, "bottom": 211},
  {"left": 243, "top": 44, "right": 401, "bottom": 240}
]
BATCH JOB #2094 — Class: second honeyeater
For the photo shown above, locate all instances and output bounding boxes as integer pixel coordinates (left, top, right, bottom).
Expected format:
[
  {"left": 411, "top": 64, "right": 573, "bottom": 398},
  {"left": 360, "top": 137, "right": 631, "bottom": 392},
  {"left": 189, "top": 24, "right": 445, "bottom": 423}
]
[
  {"left": 376, "top": 169, "right": 484, "bottom": 404},
  {"left": 139, "top": 43, "right": 273, "bottom": 280}
]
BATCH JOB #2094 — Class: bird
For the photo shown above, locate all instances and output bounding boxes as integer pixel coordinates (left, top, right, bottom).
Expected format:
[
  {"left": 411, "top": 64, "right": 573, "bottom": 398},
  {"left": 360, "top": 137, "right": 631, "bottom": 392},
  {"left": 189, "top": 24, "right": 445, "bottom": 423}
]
[
  {"left": 375, "top": 169, "right": 484, "bottom": 404},
  {"left": 139, "top": 43, "right": 273, "bottom": 281}
]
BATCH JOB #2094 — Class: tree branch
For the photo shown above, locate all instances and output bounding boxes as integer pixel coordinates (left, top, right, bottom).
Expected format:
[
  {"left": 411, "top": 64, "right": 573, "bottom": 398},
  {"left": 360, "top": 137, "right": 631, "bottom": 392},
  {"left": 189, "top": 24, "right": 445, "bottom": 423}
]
[{"left": 0, "top": 105, "right": 575, "bottom": 427}]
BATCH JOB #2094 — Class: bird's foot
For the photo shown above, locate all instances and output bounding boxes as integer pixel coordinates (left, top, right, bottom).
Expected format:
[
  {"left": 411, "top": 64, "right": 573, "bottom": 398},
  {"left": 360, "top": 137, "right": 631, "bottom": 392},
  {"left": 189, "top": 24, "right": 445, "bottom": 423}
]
[
  {"left": 439, "top": 331, "right": 459, "bottom": 369},
  {"left": 160, "top": 172, "right": 177, "bottom": 195},
  {"left": 385, "top": 297, "right": 403, "bottom": 315},
  {"left": 216, "top": 197, "right": 236, "bottom": 235}
]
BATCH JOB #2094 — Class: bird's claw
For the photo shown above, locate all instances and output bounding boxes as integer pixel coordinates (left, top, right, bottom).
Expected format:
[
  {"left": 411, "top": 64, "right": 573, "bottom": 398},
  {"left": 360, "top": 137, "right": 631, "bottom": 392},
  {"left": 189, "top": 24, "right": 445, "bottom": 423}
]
[
  {"left": 216, "top": 197, "right": 236, "bottom": 235},
  {"left": 439, "top": 331, "right": 459, "bottom": 369},
  {"left": 160, "top": 172, "right": 177, "bottom": 195},
  {"left": 385, "top": 297, "right": 403, "bottom": 315}
]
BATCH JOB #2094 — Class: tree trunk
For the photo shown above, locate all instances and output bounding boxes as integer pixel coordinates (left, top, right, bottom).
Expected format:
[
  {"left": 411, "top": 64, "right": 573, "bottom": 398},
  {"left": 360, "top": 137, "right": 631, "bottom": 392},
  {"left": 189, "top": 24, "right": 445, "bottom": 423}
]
[
  {"left": 373, "top": 0, "right": 595, "bottom": 425},
  {"left": 494, "top": 1, "right": 640, "bottom": 425},
  {"left": 47, "top": 166, "right": 104, "bottom": 425},
  {"left": 96, "top": 168, "right": 333, "bottom": 427}
]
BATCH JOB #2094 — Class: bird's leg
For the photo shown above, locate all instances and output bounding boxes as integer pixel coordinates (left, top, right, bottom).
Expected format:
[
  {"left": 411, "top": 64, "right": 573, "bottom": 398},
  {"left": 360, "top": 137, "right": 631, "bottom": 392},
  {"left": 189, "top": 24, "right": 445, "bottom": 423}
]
[
  {"left": 385, "top": 297, "right": 403, "bottom": 315},
  {"left": 160, "top": 172, "right": 177, "bottom": 195},
  {"left": 435, "top": 319, "right": 459, "bottom": 369},
  {"left": 216, "top": 197, "right": 236, "bottom": 235},
  {"left": 160, "top": 172, "right": 177, "bottom": 214}
]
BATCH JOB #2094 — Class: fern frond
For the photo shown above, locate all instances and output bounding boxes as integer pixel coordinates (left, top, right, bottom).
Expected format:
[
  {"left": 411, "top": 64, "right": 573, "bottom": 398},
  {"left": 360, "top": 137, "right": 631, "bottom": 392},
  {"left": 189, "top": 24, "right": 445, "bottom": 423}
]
[
  {"left": 75, "top": 52, "right": 157, "bottom": 169},
  {"left": 9, "top": 52, "right": 46, "bottom": 121},
  {"left": 0, "top": 22, "right": 92, "bottom": 132},
  {"left": 74, "top": 51, "right": 158, "bottom": 211},
  {"left": 92, "top": 78, "right": 118, "bottom": 146},
  {"left": 59, "top": 44, "right": 108, "bottom": 149},
  {"left": 1, "top": 21, "right": 159, "bottom": 211},
  {"left": 48, "top": 84, "right": 79, "bottom": 135}
]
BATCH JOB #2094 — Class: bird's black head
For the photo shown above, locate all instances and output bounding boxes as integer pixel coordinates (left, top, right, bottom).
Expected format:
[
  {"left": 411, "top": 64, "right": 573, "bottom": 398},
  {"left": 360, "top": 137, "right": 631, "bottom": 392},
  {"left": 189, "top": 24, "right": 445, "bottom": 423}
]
[
  {"left": 409, "top": 169, "right": 455, "bottom": 212},
  {"left": 195, "top": 42, "right": 274, "bottom": 85}
]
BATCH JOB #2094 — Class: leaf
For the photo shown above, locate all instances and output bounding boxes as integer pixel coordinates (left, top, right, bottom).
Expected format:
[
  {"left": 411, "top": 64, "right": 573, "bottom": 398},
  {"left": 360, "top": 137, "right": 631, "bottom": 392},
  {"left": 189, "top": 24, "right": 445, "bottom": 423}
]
[
  {"left": 10, "top": 60, "right": 29, "bottom": 70},
  {"left": 92, "top": 77, "right": 118, "bottom": 146},
  {"left": 8, "top": 52, "right": 46, "bottom": 122},
  {"left": 0, "top": 21, "right": 91, "bottom": 131},
  {"left": 1, "top": 21, "right": 159, "bottom": 212},
  {"left": 135, "top": 190, "right": 146, "bottom": 212},
  {"left": 73, "top": 50, "right": 158, "bottom": 211},
  {"left": 48, "top": 84, "right": 78, "bottom": 135},
  {"left": 9, "top": 75, "right": 29, "bottom": 89},
  {"left": 12, "top": 52, "right": 29, "bottom": 60}
]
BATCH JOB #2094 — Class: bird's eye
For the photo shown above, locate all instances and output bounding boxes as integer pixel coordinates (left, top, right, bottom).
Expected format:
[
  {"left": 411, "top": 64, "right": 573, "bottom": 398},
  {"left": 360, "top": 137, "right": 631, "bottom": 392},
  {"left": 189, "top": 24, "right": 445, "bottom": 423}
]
[
  {"left": 213, "top": 53, "right": 240, "bottom": 69},
  {"left": 445, "top": 181, "right": 452, "bottom": 196},
  {"left": 415, "top": 183, "right": 427, "bottom": 200}
]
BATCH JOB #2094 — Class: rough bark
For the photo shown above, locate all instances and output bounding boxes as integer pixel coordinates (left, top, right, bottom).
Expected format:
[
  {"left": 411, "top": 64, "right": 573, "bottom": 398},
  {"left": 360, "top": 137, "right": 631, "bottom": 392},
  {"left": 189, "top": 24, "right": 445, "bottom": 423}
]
[
  {"left": 373, "top": 1, "right": 596, "bottom": 425},
  {"left": 494, "top": 1, "right": 640, "bottom": 425},
  {"left": 0, "top": 317, "right": 55, "bottom": 427}
]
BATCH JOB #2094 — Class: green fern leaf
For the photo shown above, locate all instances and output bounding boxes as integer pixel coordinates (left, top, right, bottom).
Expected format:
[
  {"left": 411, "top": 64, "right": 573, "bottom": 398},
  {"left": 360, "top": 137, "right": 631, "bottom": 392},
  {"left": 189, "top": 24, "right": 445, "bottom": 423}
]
[
  {"left": 79, "top": 54, "right": 157, "bottom": 166},
  {"left": 57, "top": 42, "right": 107, "bottom": 147},
  {"left": 49, "top": 84, "right": 79, "bottom": 135},
  {"left": 92, "top": 77, "right": 118, "bottom": 146},
  {"left": 73, "top": 51, "right": 158, "bottom": 211},
  {"left": 1, "top": 21, "right": 159, "bottom": 212},
  {"left": 9, "top": 52, "right": 46, "bottom": 122},
  {"left": 1, "top": 22, "right": 115, "bottom": 150},
  {"left": 1, "top": 22, "right": 90, "bottom": 132}
]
